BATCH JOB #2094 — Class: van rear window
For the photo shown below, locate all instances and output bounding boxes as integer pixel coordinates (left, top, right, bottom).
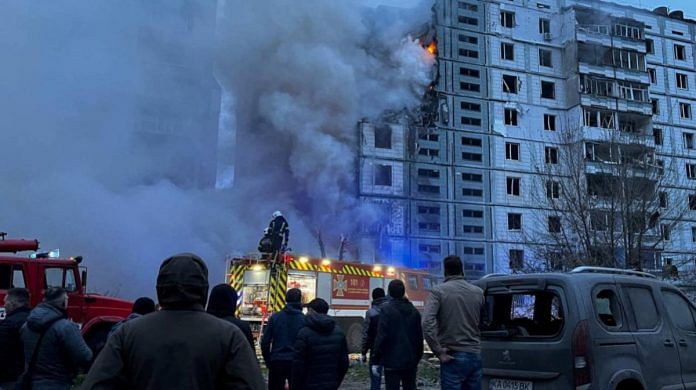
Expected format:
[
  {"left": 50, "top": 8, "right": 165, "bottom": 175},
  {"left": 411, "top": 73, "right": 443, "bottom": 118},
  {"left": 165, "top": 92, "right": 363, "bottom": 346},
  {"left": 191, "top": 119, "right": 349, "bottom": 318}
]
[{"left": 482, "top": 291, "right": 564, "bottom": 338}]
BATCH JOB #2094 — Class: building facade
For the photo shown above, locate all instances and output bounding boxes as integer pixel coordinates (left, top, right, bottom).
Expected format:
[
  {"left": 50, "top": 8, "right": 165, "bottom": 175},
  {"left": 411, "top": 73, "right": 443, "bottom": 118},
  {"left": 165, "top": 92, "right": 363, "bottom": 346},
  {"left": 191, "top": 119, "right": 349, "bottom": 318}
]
[{"left": 358, "top": 0, "right": 696, "bottom": 278}]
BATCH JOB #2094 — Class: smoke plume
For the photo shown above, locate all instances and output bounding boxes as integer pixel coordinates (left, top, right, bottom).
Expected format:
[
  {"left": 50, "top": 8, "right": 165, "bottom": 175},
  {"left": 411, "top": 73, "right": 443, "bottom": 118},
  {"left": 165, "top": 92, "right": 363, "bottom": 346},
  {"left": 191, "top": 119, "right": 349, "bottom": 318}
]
[{"left": 0, "top": 0, "right": 433, "bottom": 298}]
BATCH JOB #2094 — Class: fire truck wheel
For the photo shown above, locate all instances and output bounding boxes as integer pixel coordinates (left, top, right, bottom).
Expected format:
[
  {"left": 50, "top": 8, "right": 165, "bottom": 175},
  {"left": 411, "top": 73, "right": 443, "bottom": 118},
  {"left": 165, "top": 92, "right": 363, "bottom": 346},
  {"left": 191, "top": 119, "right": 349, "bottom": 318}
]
[{"left": 346, "top": 322, "right": 363, "bottom": 354}]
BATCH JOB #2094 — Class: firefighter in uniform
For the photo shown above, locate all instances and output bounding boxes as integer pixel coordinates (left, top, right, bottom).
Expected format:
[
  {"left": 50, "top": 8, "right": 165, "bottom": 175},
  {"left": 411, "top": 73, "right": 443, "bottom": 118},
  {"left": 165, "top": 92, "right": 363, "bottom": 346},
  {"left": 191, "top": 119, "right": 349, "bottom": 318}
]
[
  {"left": 258, "top": 228, "right": 274, "bottom": 254},
  {"left": 268, "top": 211, "right": 289, "bottom": 256}
]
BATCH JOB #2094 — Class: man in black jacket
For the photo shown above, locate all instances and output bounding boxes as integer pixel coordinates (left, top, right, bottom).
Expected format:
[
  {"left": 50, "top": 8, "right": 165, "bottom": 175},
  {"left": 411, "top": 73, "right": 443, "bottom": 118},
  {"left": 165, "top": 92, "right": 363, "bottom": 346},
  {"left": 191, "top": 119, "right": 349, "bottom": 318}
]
[
  {"left": 373, "top": 280, "right": 423, "bottom": 390},
  {"left": 82, "top": 253, "right": 264, "bottom": 390},
  {"left": 361, "top": 287, "right": 388, "bottom": 390},
  {"left": 0, "top": 288, "right": 31, "bottom": 389},
  {"left": 207, "top": 283, "right": 255, "bottom": 351},
  {"left": 291, "top": 298, "right": 349, "bottom": 390},
  {"left": 261, "top": 288, "right": 305, "bottom": 390}
]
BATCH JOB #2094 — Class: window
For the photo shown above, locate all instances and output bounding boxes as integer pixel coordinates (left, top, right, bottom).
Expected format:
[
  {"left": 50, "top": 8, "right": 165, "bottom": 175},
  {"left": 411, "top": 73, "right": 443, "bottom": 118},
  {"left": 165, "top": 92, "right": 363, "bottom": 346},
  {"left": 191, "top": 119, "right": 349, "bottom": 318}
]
[
  {"left": 624, "top": 287, "right": 659, "bottom": 330},
  {"left": 418, "top": 132, "right": 439, "bottom": 142},
  {"left": 687, "top": 164, "right": 696, "bottom": 179},
  {"left": 648, "top": 68, "right": 657, "bottom": 84},
  {"left": 584, "top": 109, "right": 615, "bottom": 129},
  {"left": 0, "top": 265, "right": 25, "bottom": 289},
  {"left": 539, "top": 18, "right": 550, "bottom": 34},
  {"left": 546, "top": 180, "right": 560, "bottom": 199},
  {"left": 680, "top": 103, "right": 692, "bottom": 119},
  {"left": 481, "top": 291, "right": 564, "bottom": 338},
  {"left": 548, "top": 216, "right": 561, "bottom": 233},
  {"left": 653, "top": 128, "right": 663, "bottom": 146},
  {"left": 418, "top": 222, "right": 441, "bottom": 232},
  {"left": 418, "top": 184, "right": 440, "bottom": 194},
  {"left": 462, "top": 137, "right": 482, "bottom": 146},
  {"left": 646, "top": 39, "right": 654, "bottom": 54},
  {"left": 614, "top": 23, "right": 642, "bottom": 40},
  {"left": 508, "top": 213, "right": 522, "bottom": 230},
  {"left": 659, "top": 192, "right": 668, "bottom": 208},
  {"left": 374, "top": 126, "right": 392, "bottom": 149},
  {"left": 545, "top": 147, "right": 559, "bottom": 164},
  {"left": 407, "top": 275, "right": 419, "bottom": 290},
  {"left": 462, "top": 225, "right": 484, "bottom": 234},
  {"left": 423, "top": 278, "right": 433, "bottom": 290},
  {"left": 459, "top": 67, "right": 480, "bottom": 78},
  {"left": 505, "top": 142, "right": 520, "bottom": 161},
  {"left": 595, "top": 289, "right": 623, "bottom": 328},
  {"left": 458, "top": 34, "right": 478, "bottom": 44},
  {"left": 613, "top": 49, "right": 646, "bottom": 71},
  {"left": 501, "top": 42, "right": 515, "bottom": 60},
  {"left": 375, "top": 164, "right": 392, "bottom": 186},
  {"left": 501, "top": 11, "right": 515, "bottom": 28},
  {"left": 662, "top": 290, "right": 696, "bottom": 332},
  {"left": 539, "top": 49, "right": 552, "bottom": 67},
  {"left": 419, "top": 244, "right": 441, "bottom": 254},
  {"left": 460, "top": 82, "right": 481, "bottom": 92},
  {"left": 591, "top": 211, "right": 608, "bottom": 231},
  {"left": 418, "top": 168, "right": 440, "bottom": 178},
  {"left": 459, "top": 48, "right": 479, "bottom": 59},
  {"left": 509, "top": 249, "right": 524, "bottom": 270},
  {"left": 674, "top": 44, "right": 686, "bottom": 60},
  {"left": 684, "top": 133, "right": 695, "bottom": 149},
  {"left": 461, "top": 172, "right": 483, "bottom": 182},
  {"left": 661, "top": 224, "right": 671, "bottom": 241},
  {"left": 689, "top": 194, "right": 696, "bottom": 210},
  {"left": 504, "top": 108, "right": 518, "bottom": 126},
  {"left": 502, "top": 75, "right": 518, "bottom": 93},
  {"left": 458, "top": 16, "right": 479, "bottom": 26},
  {"left": 462, "top": 152, "right": 482, "bottom": 161},
  {"left": 652, "top": 99, "right": 660, "bottom": 115},
  {"left": 544, "top": 114, "right": 556, "bottom": 131},
  {"left": 461, "top": 102, "right": 481, "bottom": 112},
  {"left": 462, "top": 209, "right": 484, "bottom": 218},
  {"left": 418, "top": 205, "right": 440, "bottom": 215},
  {"left": 541, "top": 81, "right": 555, "bottom": 99},
  {"left": 463, "top": 246, "right": 484, "bottom": 255},
  {"left": 44, "top": 268, "right": 63, "bottom": 289},
  {"left": 458, "top": 1, "right": 478, "bottom": 11},
  {"left": 692, "top": 226, "right": 696, "bottom": 242},
  {"left": 462, "top": 188, "right": 483, "bottom": 197},
  {"left": 677, "top": 73, "right": 689, "bottom": 89},
  {"left": 419, "top": 148, "right": 440, "bottom": 158},
  {"left": 506, "top": 177, "right": 521, "bottom": 196}
]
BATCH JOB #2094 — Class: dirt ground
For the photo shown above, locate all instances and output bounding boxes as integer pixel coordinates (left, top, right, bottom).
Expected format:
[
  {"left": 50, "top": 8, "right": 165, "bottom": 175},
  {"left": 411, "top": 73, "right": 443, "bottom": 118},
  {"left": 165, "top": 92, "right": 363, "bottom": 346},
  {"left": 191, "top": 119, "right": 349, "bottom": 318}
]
[{"left": 338, "top": 356, "right": 441, "bottom": 389}]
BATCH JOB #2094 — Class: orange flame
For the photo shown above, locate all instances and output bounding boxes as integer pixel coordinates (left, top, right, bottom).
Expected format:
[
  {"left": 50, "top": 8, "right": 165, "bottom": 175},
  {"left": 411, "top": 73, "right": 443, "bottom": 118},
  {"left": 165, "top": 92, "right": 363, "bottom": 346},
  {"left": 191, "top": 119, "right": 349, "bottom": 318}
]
[{"left": 426, "top": 41, "right": 437, "bottom": 55}]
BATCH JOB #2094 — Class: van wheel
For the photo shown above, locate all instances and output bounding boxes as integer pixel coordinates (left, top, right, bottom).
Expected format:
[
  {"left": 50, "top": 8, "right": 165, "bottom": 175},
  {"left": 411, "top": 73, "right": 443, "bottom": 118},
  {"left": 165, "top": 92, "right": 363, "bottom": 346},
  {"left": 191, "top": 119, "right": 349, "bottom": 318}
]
[
  {"left": 616, "top": 379, "right": 643, "bottom": 390},
  {"left": 346, "top": 323, "right": 363, "bottom": 353}
]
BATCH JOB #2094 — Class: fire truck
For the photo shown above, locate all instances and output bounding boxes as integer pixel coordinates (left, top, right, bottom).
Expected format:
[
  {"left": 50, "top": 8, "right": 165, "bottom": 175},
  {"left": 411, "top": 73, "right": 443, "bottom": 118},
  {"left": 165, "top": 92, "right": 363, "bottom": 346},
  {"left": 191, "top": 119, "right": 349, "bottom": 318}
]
[
  {"left": 0, "top": 234, "right": 132, "bottom": 353},
  {"left": 227, "top": 253, "right": 436, "bottom": 352}
]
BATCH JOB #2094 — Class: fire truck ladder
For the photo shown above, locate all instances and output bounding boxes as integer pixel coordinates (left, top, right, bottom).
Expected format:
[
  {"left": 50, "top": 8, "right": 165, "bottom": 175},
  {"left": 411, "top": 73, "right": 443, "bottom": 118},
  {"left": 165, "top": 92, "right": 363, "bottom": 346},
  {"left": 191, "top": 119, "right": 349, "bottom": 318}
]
[{"left": 267, "top": 260, "right": 288, "bottom": 314}]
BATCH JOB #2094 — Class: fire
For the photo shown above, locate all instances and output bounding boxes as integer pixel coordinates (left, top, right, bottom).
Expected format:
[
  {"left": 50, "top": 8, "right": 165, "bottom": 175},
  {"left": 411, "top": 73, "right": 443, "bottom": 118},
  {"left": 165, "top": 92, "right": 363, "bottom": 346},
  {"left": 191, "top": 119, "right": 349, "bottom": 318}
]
[{"left": 426, "top": 41, "right": 437, "bottom": 55}]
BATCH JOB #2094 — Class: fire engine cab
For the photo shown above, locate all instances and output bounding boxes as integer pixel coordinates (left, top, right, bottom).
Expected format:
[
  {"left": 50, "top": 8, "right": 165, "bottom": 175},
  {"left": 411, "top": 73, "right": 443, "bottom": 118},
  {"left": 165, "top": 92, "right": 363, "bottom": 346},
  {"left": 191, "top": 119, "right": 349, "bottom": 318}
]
[
  {"left": 227, "top": 254, "right": 435, "bottom": 352},
  {"left": 0, "top": 234, "right": 132, "bottom": 353}
]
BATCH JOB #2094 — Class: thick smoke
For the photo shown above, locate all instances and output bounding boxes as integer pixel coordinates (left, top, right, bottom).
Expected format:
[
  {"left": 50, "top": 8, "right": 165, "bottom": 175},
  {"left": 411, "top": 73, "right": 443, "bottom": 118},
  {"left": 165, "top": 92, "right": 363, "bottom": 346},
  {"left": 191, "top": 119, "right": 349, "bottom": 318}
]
[{"left": 0, "top": 0, "right": 433, "bottom": 298}]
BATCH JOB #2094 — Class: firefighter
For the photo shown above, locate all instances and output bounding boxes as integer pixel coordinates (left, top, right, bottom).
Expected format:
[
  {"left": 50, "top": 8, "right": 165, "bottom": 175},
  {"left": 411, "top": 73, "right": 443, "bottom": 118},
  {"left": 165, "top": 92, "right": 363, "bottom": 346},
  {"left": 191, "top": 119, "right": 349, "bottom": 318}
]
[
  {"left": 258, "top": 228, "right": 274, "bottom": 254},
  {"left": 268, "top": 211, "right": 289, "bottom": 254}
]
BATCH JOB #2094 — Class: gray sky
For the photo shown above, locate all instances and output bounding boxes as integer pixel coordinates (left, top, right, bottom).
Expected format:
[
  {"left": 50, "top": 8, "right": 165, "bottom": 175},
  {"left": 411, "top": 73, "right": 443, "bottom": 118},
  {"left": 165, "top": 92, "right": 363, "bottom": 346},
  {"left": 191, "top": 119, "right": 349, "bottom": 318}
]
[{"left": 615, "top": 0, "right": 696, "bottom": 17}]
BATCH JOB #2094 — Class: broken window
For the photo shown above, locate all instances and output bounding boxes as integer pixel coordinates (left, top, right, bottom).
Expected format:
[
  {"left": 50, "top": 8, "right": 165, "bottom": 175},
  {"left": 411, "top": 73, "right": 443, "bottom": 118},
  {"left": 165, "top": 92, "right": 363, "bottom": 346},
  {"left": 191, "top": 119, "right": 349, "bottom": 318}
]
[
  {"left": 677, "top": 73, "right": 689, "bottom": 89},
  {"left": 613, "top": 49, "right": 646, "bottom": 71},
  {"left": 462, "top": 137, "right": 482, "bottom": 147},
  {"left": 653, "top": 128, "right": 663, "bottom": 145},
  {"left": 418, "top": 130, "right": 439, "bottom": 142},
  {"left": 613, "top": 23, "right": 642, "bottom": 40},
  {"left": 674, "top": 44, "right": 686, "bottom": 60},
  {"left": 652, "top": 99, "right": 660, "bottom": 115},
  {"left": 460, "top": 82, "right": 481, "bottom": 92},
  {"left": 508, "top": 214, "right": 522, "bottom": 230},
  {"left": 539, "top": 18, "right": 550, "bottom": 34},
  {"left": 646, "top": 39, "right": 655, "bottom": 54},
  {"left": 458, "top": 48, "right": 479, "bottom": 59},
  {"left": 501, "top": 42, "right": 515, "bottom": 60},
  {"left": 684, "top": 133, "right": 695, "bottom": 149},
  {"left": 544, "top": 114, "right": 556, "bottom": 131},
  {"left": 374, "top": 126, "right": 392, "bottom": 149},
  {"left": 659, "top": 192, "right": 668, "bottom": 208},
  {"left": 693, "top": 227, "right": 696, "bottom": 242},
  {"left": 506, "top": 177, "right": 521, "bottom": 196},
  {"left": 417, "top": 168, "right": 440, "bottom": 178},
  {"left": 506, "top": 142, "right": 520, "bottom": 161},
  {"left": 687, "top": 164, "right": 696, "bottom": 179},
  {"left": 595, "top": 289, "right": 622, "bottom": 328},
  {"left": 539, "top": 49, "right": 552, "bottom": 67},
  {"left": 584, "top": 109, "right": 615, "bottom": 129},
  {"left": 460, "top": 101, "right": 481, "bottom": 112},
  {"left": 681, "top": 103, "right": 692, "bottom": 119},
  {"left": 545, "top": 147, "right": 559, "bottom": 164},
  {"left": 548, "top": 216, "right": 561, "bottom": 233},
  {"left": 501, "top": 11, "right": 515, "bottom": 28},
  {"left": 503, "top": 75, "right": 519, "bottom": 94},
  {"left": 690, "top": 195, "right": 696, "bottom": 210},
  {"left": 375, "top": 164, "right": 392, "bottom": 186},
  {"left": 459, "top": 67, "right": 480, "bottom": 78},
  {"left": 582, "top": 76, "right": 614, "bottom": 97},
  {"left": 508, "top": 249, "right": 524, "bottom": 270},
  {"left": 648, "top": 68, "right": 657, "bottom": 84},
  {"left": 504, "top": 108, "right": 518, "bottom": 126},
  {"left": 617, "top": 81, "right": 648, "bottom": 102},
  {"left": 661, "top": 224, "right": 671, "bottom": 241},
  {"left": 546, "top": 180, "right": 560, "bottom": 199},
  {"left": 541, "top": 81, "right": 555, "bottom": 99}
]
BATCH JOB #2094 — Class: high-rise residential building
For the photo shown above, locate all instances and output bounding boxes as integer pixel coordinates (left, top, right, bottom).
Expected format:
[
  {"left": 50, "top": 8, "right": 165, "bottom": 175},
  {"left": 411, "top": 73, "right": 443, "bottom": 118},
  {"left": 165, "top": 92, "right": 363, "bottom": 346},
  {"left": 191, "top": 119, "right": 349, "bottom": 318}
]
[{"left": 357, "top": 0, "right": 696, "bottom": 278}]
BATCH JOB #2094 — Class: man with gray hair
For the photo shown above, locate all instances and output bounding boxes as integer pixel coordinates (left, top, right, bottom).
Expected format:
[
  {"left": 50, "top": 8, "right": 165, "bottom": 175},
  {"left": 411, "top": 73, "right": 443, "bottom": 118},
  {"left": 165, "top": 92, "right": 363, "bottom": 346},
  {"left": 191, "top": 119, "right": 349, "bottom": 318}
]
[
  {"left": 0, "top": 288, "right": 31, "bottom": 389},
  {"left": 20, "top": 287, "right": 93, "bottom": 390}
]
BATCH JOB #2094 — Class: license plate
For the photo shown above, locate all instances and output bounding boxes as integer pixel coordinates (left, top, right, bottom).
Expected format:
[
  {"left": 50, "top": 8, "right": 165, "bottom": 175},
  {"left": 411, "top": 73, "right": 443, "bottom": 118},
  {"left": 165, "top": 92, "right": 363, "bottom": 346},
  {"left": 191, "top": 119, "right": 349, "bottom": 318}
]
[{"left": 489, "top": 378, "right": 533, "bottom": 390}]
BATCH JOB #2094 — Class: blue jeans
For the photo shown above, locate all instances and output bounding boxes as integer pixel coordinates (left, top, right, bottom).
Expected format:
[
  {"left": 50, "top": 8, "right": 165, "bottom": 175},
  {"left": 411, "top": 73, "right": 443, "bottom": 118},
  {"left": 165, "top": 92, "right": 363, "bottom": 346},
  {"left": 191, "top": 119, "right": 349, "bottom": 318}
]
[
  {"left": 370, "top": 364, "right": 383, "bottom": 390},
  {"left": 440, "top": 352, "right": 482, "bottom": 390}
]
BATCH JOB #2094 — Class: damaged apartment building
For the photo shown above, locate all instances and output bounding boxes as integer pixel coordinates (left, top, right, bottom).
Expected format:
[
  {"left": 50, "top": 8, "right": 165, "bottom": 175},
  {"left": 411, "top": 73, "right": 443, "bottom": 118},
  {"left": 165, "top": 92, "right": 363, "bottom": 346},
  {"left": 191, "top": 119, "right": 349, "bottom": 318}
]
[{"left": 358, "top": 0, "right": 696, "bottom": 277}]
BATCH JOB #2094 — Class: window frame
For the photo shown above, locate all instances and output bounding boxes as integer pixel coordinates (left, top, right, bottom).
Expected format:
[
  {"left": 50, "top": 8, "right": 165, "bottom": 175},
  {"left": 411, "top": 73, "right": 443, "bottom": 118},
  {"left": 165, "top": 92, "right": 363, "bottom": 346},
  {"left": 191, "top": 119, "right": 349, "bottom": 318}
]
[
  {"left": 661, "top": 288, "right": 696, "bottom": 332},
  {"left": 374, "top": 164, "right": 393, "bottom": 186},
  {"left": 504, "top": 108, "right": 518, "bottom": 126},
  {"left": 539, "top": 48, "right": 553, "bottom": 68},
  {"left": 621, "top": 284, "right": 661, "bottom": 332},
  {"left": 674, "top": 44, "right": 687, "bottom": 61},
  {"left": 500, "top": 11, "right": 515, "bottom": 28},
  {"left": 677, "top": 73, "right": 689, "bottom": 90},
  {"left": 593, "top": 285, "right": 627, "bottom": 331},
  {"left": 680, "top": 102, "right": 692, "bottom": 119},
  {"left": 502, "top": 74, "right": 519, "bottom": 94},
  {"left": 544, "top": 114, "right": 557, "bottom": 131},
  {"left": 541, "top": 80, "right": 556, "bottom": 99},
  {"left": 507, "top": 213, "right": 522, "bottom": 231},
  {"left": 501, "top": 42, "right": 515, "bottom": 61},
  {"left": 505, "top": 142, "right": 520, "bottom": 161},
  {"left": 506, "top": 176, "right": 521, "bottom": 196},
  {"left": 545, "top": 146, "right": 559, "bottom": 164}
]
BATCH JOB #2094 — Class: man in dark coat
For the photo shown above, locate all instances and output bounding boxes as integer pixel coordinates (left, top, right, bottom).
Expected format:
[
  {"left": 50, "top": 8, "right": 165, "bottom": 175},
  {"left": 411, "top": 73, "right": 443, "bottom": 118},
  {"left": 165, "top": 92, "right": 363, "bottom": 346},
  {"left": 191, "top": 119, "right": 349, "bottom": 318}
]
[
  {"left": 291, "top": 298, "right": 349, "bottom": 390},
  {"left": 82, "top": 253, "right": 264, "bottom": 390},
  {"left": 361, "top": 287, "right": 388, "bottom": 390},
  {"left": 261, "top": 288, "right": 305, "bottom": 390},
  {"left": 107, "top": 296, "right": 155, "bottom": 339},
  {"left": 373, "top": 280, "right": 424, "bottom": 390},
  {"left": 20, "top": 287, "right": 93, "bottom": 390},
  {"left": 268, "top": 211, "right": 289, "bottom": 254},
  {"left": 207, "top": 283, "right": 255, "bottom": 351},
  {"left": 0, "top": 288, "right": 31, "bottom": 389}
]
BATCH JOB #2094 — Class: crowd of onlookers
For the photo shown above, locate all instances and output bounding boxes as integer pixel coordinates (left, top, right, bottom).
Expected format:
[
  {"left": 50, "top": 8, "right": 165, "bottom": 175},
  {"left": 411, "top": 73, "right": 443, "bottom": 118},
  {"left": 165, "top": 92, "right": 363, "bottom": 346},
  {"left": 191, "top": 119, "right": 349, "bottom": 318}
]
[{"left": 0, "top": 253, "right": 484, "bottom": 390}]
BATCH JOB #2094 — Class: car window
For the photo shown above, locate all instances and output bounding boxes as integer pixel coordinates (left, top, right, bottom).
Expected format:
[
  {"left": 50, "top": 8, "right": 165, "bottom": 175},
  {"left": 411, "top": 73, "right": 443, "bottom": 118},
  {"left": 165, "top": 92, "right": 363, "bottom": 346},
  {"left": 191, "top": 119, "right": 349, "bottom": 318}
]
[
  {"left": 423, "top": 278, "right": 433, "bottom": 290},
  {"left": 625, "top": 286, "right": 659, "bottom": 330},
  {"left": 64, "top": 270, "right": 77, "bottom": 292},
  {"left": 0, "top": 264, "right": 12, "bottom": 289},
  {"left": 44, "top": 268, "right": 64, "bottom": 289},
  {"left": 481, "top": 290, "right": 564, "bottom": 338},
  {"left": 408, "top": 275, "right": 419, "bottom": 290},
  {"left": 662, "top": 290, "right": 696, "bottom": 332},
  {"left": 12, "top": 266, "right": 25, "bottom": 288},
  {"left": 595, "top": 289, "right": 623, "bottom": 328}
]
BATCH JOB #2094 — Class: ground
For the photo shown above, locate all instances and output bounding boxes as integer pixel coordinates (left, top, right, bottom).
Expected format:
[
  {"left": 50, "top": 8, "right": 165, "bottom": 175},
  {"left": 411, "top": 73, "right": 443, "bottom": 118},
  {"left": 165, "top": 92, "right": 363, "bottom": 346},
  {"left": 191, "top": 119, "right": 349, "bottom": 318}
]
[{"left": 338, "top": 356, "right": 441, "bottom": 389}]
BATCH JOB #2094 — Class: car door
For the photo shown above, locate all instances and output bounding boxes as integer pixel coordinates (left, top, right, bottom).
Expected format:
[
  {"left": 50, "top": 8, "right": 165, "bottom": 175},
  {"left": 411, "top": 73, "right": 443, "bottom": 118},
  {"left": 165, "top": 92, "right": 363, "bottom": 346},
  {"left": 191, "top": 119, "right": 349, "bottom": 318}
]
[
  {"left": 619, "top": 283, "right": 683, "bottom": 389},
  {"left": 661, "top": 288, "right": 696, "bottom": 389}
]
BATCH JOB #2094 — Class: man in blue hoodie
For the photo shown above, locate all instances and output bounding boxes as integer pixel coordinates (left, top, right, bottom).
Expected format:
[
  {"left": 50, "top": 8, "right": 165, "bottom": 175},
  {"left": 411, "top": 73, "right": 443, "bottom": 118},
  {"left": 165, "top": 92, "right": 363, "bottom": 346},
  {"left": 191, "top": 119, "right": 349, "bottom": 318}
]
[{"left": 261, "top": 288, "right": 305, "bottom": 390}]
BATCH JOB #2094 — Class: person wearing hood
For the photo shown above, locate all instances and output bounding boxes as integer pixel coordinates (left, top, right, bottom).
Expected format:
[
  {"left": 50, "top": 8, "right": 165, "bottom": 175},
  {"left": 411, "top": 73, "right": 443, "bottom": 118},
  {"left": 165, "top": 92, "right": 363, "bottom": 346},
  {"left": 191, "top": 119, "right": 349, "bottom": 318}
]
[
  {"left": 372, "top": 280, "right": 423, "bottom": 390},
  {"left": 207, "top": 284, "right": 255, "bottom": 351},
  {"left": 19, "top": 287, "right": 93, "bottom": 390},
  {"left": 291, "top": 298, "right": 349, "bottom": 390},
  {"left": 260, "top": 288, "right": 305, "bottom": 390},
  {"left": 0, "top": 288, "right": 32, "bottom": 389},
  {"left": 107, "top": 297, "right": 155, "bottom": 339},
  {"left": 361, "top": 287, "right": 388, "bottom": 390},
  {"left": 82, "top": 253, "right": 264, "bottom": 390}
]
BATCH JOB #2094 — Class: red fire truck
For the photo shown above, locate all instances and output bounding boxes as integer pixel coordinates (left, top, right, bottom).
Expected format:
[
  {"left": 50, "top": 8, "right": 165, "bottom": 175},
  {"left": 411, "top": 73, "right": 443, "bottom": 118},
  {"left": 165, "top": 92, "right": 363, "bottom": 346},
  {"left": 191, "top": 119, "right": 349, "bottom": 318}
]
[
  {"left": 0, "top": 235, "right": 132, "bottom": 353},
  {"left": 227, "top": 253, "right": 436, "bottom": 352}
]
